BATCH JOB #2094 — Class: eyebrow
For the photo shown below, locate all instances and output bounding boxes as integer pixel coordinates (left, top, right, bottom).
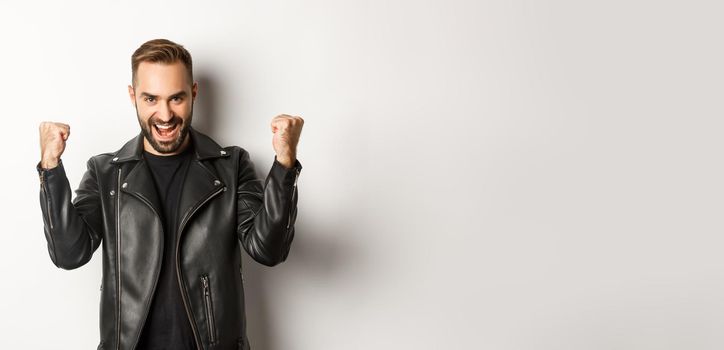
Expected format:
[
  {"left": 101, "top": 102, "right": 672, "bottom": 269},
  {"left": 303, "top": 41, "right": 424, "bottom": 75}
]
[{"left": 140, "top": 90, "right": 188, "bottom": 99}]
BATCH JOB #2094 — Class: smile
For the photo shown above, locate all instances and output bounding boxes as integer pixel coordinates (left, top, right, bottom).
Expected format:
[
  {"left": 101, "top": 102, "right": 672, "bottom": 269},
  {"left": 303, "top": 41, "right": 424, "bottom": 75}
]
[{"left": 153, "top": 122, "right": 180, "bottom": 140}]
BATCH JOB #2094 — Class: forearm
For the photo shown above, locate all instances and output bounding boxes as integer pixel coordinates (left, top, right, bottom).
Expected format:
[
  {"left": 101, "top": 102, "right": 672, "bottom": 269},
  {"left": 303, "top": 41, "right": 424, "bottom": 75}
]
[
  {"left": 37, "top": 160, "right": 100, "bottom": 269},
  {"left": 238, "top": 156, "right": 302, "bottom": 266}
]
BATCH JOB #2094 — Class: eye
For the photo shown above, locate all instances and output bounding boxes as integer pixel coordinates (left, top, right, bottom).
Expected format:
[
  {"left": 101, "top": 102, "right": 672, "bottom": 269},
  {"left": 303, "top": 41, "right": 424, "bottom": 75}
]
[
  {"left": 143, "top": 97, "right": 155, "bottom": 103},
  {"left": 171, "top": 96, "right": 183, "bottom": 102}
]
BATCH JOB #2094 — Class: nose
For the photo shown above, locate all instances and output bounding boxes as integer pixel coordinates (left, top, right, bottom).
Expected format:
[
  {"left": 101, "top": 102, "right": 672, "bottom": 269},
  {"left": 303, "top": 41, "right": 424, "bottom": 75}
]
[{"left": 156, "top": 102, "right": 174, "bottom": 123}]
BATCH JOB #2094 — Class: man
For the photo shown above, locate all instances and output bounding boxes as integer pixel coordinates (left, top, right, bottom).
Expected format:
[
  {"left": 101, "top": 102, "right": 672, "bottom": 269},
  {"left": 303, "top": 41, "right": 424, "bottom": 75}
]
[{"left": 36, "top": 38, "right": 304, "bottom": 350}]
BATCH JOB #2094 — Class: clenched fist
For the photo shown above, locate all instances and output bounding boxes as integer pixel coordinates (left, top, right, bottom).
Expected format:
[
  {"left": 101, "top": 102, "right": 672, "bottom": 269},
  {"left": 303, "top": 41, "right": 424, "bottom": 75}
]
[
  {"left": 39, "top": 121, "right": 70, "bottom": 169},
  {"left": 271, "top": 114, "right": 304, "bottom": 169}
]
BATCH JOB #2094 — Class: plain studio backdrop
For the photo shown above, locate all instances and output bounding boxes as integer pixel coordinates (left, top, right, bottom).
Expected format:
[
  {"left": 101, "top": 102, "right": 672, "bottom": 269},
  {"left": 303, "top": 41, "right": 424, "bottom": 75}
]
[{"left": 1, "top": 0, "right": 722, "bottom": 349}]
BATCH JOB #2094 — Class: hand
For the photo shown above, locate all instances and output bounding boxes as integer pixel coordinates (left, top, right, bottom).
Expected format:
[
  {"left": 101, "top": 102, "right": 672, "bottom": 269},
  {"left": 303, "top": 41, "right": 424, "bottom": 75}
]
[
  {"left": 271, "top": 114, "right": 304, "bottom": 169},
  {"left": 39, "top": 121, "right": 70, "bottom": 169}
]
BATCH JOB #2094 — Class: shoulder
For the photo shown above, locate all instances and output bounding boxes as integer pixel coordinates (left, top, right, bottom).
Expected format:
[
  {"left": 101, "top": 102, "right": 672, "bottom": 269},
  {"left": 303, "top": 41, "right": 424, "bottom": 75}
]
[
  {"left": 85, "top": 152, "right": 117, "bottom": 172},
  {"left": 86, "top": 133, "right": 140, "bottom": 171},
  {"left": 226, "top": 145, "right": 250, "bottom": 158},
  {"left": 188, "top": 128, "right": 250, "bottom": 161}
]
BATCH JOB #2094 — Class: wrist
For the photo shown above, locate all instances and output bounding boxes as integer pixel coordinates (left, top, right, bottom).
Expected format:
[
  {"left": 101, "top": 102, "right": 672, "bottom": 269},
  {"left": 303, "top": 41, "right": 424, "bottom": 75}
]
[
  {"left": 275, "top": 154, "right": 296, "bottom": 169},
  {"left": 40, "top": 157, "right": 60, "bottom": 169}
]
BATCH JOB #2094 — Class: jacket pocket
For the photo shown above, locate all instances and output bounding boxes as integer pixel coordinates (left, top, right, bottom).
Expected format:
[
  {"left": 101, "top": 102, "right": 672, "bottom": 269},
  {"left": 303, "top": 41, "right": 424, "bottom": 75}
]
[{"left": 201, "top": 274, "right": 217, "bottom": 344}]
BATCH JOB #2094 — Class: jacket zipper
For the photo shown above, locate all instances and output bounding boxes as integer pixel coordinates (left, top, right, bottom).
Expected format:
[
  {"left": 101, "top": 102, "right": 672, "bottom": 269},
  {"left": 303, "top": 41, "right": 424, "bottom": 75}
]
[
  {"left": 40, "top": 173, "right": 53, "bottom": 230},
  {"left": 40, "top": 171, "right": 61, "bottom": 268},
  {"left": 201, "top": 274, "right": 217, "bottom": 344},
  {"left": 115, "top": 168, "right": 122, "bottom": 350},
  {"left": 286, "top": 168, "right": 300, "bottom": 231},
  {"left": 176, "top": 184, "right": 225, "bottom": 349},
  {"left": 40, "top": 172, "right": 54, "bottom": 230}
]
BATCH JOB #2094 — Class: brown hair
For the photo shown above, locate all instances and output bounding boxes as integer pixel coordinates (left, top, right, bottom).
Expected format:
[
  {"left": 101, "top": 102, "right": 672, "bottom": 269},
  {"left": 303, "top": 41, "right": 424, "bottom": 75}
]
[{"left": 131, "top": 38, "right": 193, "bottom": 86}]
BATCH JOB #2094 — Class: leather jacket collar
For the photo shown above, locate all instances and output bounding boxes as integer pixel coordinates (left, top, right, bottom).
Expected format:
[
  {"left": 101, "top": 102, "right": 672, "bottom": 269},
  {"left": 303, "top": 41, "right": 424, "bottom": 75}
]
[{"left": 110, "top": 126, "right": 231, "bottom": 164}]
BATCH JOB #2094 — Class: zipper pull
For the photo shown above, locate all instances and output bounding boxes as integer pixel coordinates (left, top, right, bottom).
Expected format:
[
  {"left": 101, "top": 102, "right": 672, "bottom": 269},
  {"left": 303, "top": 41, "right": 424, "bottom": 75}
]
[
  {"left": 293, "top": 167, "right": 300, "bottom": 189},
  {"left": 202, "top": 275, "right": 209, "bottom": 294},
  {"left": 286, "top": 168, "right": 300, "bottom": 230}
]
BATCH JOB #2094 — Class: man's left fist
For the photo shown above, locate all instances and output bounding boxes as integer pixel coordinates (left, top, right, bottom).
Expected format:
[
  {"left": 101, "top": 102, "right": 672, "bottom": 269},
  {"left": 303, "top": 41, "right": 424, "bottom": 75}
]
[{"left": 271, "top": 114, "right": 304, "bottom": 169}]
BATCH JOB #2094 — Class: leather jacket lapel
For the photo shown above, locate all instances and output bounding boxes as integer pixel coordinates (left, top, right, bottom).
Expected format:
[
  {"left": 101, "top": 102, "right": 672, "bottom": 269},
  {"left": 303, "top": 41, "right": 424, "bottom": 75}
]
[
  {"left": 110, "top": 127, "right": 230, "bottom": 222},
  {"left": 120, "top": 159, "right": 163, "bottom": 218},
  {"left": 111, "top": 132, "right": 162, "bottom": 217},
  {"left": 177, "top": 158, "right": 225, "bottom": 234}
]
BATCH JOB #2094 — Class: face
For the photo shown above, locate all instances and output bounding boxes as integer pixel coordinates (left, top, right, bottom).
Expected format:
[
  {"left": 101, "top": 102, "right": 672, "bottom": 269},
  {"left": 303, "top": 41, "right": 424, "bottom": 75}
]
[{"left": 128, "top": 61, "right": 197, "bottom": 155}]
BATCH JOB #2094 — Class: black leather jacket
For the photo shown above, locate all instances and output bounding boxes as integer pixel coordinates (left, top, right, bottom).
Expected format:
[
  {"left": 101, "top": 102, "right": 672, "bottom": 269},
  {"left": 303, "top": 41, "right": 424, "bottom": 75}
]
[{"left": 36, "top": 127, "right": 302, "bottom": 350}]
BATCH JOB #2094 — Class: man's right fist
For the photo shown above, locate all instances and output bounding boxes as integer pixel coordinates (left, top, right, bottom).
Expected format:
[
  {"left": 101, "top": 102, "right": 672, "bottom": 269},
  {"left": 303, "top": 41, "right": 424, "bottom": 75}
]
[{"left": 39, "top": 121, "right": 70, "bottom": 169}]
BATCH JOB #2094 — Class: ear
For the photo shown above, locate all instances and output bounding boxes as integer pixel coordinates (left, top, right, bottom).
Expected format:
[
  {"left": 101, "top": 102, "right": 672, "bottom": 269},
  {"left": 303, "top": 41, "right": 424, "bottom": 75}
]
[
  {"left": 192, "top": 81, "right": 198, "bottom": 101},
  {"left": 127, "top": 85, "right": 136, "bottom": 105}
]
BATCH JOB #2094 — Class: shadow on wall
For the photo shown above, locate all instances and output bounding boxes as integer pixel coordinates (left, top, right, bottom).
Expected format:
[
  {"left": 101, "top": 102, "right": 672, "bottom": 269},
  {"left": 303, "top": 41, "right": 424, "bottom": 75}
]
[
  {"left": 193, "top": 71, "right": 356, "bottom": 350},
  {"left": 191, "top": 71, "right": 220, "bottom": 137},
  {"left": 241, "top": 220, "right": 351, "bottom": 350},
  {"left": 192, "top": 71, "right": 349, "bottom": 349}
]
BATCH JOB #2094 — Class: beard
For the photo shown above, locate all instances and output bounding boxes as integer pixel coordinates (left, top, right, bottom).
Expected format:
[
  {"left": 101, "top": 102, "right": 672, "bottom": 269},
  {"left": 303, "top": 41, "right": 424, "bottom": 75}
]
[{"left": 135, "top": 103, "right": 193, "bottom": 154}]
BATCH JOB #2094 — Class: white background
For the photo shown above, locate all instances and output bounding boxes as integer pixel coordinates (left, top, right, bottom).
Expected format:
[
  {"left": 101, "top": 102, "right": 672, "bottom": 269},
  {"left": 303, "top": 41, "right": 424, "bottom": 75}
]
[{"left": 1, "top": 0, "right": 723, "bottom": 349}]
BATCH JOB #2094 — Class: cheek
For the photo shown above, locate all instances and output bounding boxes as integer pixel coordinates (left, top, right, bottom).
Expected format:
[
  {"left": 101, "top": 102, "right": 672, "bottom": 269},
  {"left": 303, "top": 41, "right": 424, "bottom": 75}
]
[
  {"left": 175, "top": 104, "right": 192, "bottom": 119},
  {"left": 137, "top": 111, "right": 153, "bottom": 125},
  {"left": 137, "top": 105, "right": 155, "bottom": 119}
]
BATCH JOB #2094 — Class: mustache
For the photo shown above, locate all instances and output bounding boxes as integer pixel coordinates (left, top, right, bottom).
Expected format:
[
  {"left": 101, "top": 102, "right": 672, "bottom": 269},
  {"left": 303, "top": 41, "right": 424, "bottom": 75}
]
[{"left": 148, "top": 115, "right": 184, "bottom": 126}]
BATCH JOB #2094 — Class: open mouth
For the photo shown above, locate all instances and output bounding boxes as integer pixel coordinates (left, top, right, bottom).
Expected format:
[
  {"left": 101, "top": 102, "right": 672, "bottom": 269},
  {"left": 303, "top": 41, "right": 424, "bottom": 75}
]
[{"left": 152, "top": 122, "right": 180, "bottom": 141}]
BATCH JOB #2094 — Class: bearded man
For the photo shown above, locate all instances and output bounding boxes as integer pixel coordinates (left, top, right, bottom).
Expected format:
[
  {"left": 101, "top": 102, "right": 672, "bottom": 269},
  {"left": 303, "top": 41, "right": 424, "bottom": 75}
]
[{"left": 37, "top": 38, "right": 304, "bottom": 350}]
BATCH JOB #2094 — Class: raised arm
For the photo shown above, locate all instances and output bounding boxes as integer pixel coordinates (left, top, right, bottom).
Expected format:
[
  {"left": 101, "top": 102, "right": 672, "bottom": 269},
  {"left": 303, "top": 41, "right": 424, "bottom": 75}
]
[
  {"left": 236, "top": 114, "right": 304, "bottom": 266},
  {"left": 37, "top": 122, "right": 103, "bottom": 269},
  {"left": 236, "top": 151, "right": 302, "bottom": 266}
]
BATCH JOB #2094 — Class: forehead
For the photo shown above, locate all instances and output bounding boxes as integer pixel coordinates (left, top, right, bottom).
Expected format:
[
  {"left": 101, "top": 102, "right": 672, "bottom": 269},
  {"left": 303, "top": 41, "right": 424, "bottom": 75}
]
[{"left": 135, "top": 61, "right": 191, "bottom": 91}]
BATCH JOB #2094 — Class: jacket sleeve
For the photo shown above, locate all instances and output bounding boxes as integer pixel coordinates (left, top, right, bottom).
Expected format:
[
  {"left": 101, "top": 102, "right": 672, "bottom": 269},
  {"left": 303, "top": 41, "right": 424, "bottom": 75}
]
[
  {"left": 37, "top": 158, "right": 104, "bottom": 270},
  {"left": 236, "top": 149, "right": 302, "bottom": 266}
]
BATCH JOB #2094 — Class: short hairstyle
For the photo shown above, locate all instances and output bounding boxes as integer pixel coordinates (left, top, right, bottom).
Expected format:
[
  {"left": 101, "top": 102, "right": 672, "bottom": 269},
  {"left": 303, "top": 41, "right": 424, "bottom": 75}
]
[{"left": 131, "top": 38, "right": 193, "bottom": 87}]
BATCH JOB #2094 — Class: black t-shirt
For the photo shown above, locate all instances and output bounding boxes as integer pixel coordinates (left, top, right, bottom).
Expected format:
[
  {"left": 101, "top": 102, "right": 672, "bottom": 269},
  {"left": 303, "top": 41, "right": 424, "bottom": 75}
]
[{"left": 136, "top": 143, "right": 196, "bottom": 350}]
